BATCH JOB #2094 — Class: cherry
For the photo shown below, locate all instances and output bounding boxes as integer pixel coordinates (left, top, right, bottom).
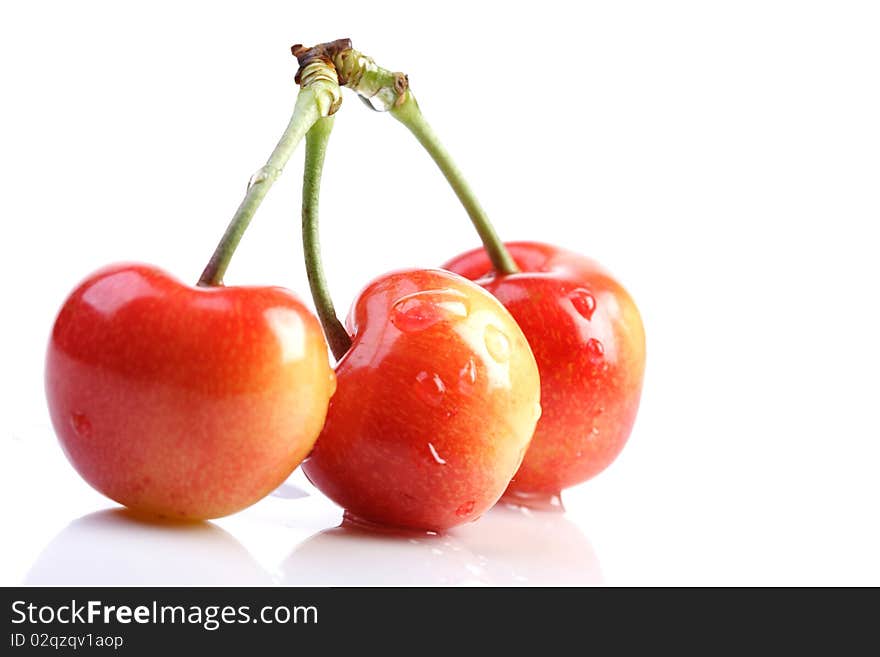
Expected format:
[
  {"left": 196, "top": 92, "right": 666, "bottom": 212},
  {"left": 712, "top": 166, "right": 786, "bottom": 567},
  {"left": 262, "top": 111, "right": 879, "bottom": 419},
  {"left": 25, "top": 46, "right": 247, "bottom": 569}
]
[
  {"left": 321, "top": 41, "right": 646, "bottom": 500},
  {"left": 44, "top": 51, "right": 346, "bottom": 520},
  {"left": 301, "top": 268, "right": 541, "bottom": 531},
  {"left": 46, "top": 263, "right": 335, "bottom": 519},
  {"left": 297, "top": 114, "right": 541, "bottom": 532},
  {"left": 444, "top": 242, "right": 646, "bottom": 498}
]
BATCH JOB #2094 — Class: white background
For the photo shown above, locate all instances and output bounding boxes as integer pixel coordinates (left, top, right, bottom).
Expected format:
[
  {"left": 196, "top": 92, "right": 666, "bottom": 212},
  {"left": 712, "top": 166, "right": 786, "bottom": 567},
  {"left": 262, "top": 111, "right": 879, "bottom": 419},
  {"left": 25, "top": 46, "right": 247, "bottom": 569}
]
[{"left": 2, "top": 1, "right": 878, "bottom": 586}]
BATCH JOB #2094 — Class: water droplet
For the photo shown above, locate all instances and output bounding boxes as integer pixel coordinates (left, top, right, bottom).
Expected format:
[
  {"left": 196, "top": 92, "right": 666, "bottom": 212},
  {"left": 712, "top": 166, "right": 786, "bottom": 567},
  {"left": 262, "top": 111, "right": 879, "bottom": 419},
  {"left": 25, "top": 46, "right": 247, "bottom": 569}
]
[
  {"left": 569, "top": 288, "right": 596, "bottom": 320},
  {"left": 246, "top": 165, "right": 278, "bottom": 191},
  {"left": 594, "top": 404, "right": 606, "bottom": 416},
  {"left": 484, "top": 325, "right": 511, "bottom": 363},
  {"left": 358, "top": 89, "right": 399, "bottom": 112},
  {"left": 390, "top": 289, "right": 469, "bottom": 332},
  {"left": 458, "top": 358, "right": 477, "bottom": 389},
  {"left": 591, "top": 426, "right": 600, "bottom": 437},
  {"left": 586, "top": 338, "right": 605, "bottom": 364},
  {"left": 70, "top": 413, "right": 92, "bottom": 439},
  {"left": 456, "top": 500, "right": 476, "bottom": 517},
  {"left": 427, "top": 442, "right": 447, "bottom": 465},
  {"left": 414, "top": 371, "right": 446, "bottom": 406}
]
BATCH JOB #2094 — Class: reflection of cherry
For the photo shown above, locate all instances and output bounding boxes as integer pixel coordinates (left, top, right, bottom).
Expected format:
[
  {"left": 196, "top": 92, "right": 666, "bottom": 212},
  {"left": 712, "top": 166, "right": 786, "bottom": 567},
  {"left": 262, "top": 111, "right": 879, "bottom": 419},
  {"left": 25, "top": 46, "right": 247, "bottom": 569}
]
[
  {"left": 444, "top": 242, "right": 646, "bottom": 497},
  {"left": 26, "top": 508, "right": 269, "bottom": 585},
  {"left": 281, "top": 498, "right": 601, "bottom": 585},
  {"left": 302, "top": 269, "right": 541, "bottom": 531},
  {"left": 46, "top": 264, "right": 334, "bottom": 519},
  {"left": 453, "top": 503, "right": 603, "bottom": 586},
  {"left": 298, "top": 118, "right": 540, "bottom": 531},
  {"left": 282, "top": 518, "right": 488, "bottom": 586}
]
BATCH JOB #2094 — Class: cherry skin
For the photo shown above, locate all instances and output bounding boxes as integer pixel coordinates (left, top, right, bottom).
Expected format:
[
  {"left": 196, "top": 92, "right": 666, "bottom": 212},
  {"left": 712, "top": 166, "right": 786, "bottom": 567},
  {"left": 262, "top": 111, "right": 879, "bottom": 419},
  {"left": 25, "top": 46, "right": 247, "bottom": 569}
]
[
  {"left": 443, "top": 242, "right": 646, "bottom": 500},
  {"left": 45, "top": 263, "right": 336, "bottom": 520},
  {"left": 302, "top": 268, "right": 541, "bottom": 532}
]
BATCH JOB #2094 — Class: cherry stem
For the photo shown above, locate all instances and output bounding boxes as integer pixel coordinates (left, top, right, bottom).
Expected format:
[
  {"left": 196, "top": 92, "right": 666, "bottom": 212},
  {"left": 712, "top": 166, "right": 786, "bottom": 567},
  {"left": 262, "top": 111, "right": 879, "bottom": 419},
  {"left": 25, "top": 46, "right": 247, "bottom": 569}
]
[
  {"left": 302, "top": 117, "right": 352, "bottom": 361},
  {"left": 329, "top": 43, "right": 519, "bottom": 276},
  {"left": 390, "top": 94, "right": 519, "bottom": 275},
  {"left": 198, "top": 54, "right": 342, "bottom": 287},
  {"left": 197, "top": 92, "right": 320, "bottom": 287}
]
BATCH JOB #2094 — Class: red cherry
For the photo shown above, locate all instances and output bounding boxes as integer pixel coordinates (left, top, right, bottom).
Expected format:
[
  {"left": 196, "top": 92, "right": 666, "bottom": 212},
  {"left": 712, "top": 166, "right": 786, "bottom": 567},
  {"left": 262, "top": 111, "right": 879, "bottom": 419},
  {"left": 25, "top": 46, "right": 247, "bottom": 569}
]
[
  {"left": 45, "top": 263, "right": 336, "bottom": 519},
  {"left": 444, "top": 242, "right": 646, "bottom": 499},
  {"left": 302, "top": 268, "right": 541, "bottom": 531}
]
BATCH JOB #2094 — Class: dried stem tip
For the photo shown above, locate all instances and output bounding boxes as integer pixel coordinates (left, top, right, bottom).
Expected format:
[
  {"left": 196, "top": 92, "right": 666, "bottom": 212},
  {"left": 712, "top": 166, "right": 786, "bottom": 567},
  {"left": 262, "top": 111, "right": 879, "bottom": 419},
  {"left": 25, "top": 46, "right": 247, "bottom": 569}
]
[
  {"left": 292, "top": 38, "right": 409, "bottom": 112},
  {"left": 291, "top": 39, "right": 353, "bottom": 84}
]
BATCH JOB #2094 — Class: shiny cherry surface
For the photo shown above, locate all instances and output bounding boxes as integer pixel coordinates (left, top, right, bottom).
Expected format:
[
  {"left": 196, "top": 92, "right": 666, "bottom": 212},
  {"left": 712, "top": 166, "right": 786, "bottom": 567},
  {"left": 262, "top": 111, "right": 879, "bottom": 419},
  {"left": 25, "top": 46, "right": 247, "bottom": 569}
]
[
  {"left": 444, "top": 242, "right": 646, "bottom": 497},
  {"left": 45, "top": 263, "right": 335, "bottom": 519},
  {"left": 302, "top": 268, "right": 541, "bottom": 531}
]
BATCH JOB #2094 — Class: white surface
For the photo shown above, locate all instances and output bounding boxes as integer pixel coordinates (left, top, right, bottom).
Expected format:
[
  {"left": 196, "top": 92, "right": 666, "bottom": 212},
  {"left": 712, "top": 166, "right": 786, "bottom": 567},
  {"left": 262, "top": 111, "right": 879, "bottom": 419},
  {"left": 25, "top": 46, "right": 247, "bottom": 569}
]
[{"left": 2, "top": 1, "right": 879, "bottom": 586}]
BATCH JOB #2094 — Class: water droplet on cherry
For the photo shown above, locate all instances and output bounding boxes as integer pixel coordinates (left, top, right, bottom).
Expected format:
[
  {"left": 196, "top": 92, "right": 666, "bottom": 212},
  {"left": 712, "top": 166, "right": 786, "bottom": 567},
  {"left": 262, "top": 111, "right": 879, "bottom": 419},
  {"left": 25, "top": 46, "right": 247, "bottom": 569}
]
[
  {"left": 427, "top": 442, "right": 447, "bottom": 465},
  {"left": 586, "top": 338, "right": 605, "bottom": 364},
  {"left": 390, "top": 289, "right": 468, "bottom": 332},
  {"left": 456, "top": 500, "right": 476, "bottom": 517},
  {"left": 70, "top": 412, "right": 92, "bottom": 439},
  {"left": 569, "top": 288, "right": 596, "bottom": 320},
  {"left": 414, "top": 371, "right": 446, "bottom": 406},
  {"left": 458, "top": 358, "right": 477, "bottom": 389},
  {"left": 591, "top": 427, "right": 600, "bottom": 437},
  {"left": 484, "top": 325, "right": 511, "bottom": 363}
]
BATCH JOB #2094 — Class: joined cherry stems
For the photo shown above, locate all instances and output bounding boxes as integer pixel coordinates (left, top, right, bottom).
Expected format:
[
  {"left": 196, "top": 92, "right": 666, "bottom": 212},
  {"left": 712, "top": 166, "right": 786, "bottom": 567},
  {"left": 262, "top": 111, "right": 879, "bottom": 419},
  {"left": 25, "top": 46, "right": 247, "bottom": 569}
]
[{"left": 195, "top": 39, "right": 518, "bottom": 367}]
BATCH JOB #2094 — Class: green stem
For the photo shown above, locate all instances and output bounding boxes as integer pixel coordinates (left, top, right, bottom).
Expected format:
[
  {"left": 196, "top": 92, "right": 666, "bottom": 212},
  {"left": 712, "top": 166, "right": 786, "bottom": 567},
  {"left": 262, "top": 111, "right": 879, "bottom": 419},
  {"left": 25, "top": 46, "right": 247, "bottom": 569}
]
[
  {"left": 198, "top": 91, "right": 320, "bottom": 286},
  {"left": 390, "top": 92, "right": 519, "bottom": 275},
  {"left": 302, "top": 117, "right": 352, "bottom": 360},
  {"left": 327, "top": 42, "right": 519, "bottom": 276},
  {"left": 199, "top": 54, "right": 342, "bottom": 287}
]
